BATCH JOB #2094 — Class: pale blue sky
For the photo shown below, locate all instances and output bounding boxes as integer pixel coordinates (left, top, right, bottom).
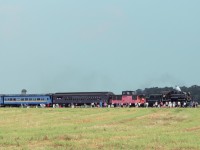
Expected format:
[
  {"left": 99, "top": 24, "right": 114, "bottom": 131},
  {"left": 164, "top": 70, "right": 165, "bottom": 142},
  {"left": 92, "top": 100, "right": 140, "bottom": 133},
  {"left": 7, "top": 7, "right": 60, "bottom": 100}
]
[{"left": 0, "top": 1, "right": 200, "bottom": 94}]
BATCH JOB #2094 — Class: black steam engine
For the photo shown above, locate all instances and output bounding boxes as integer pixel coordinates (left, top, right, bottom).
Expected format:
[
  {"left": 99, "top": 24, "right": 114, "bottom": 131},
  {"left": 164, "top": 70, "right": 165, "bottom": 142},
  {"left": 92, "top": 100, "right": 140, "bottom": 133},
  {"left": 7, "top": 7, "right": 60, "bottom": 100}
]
[{"left": 147, "top": 90, "right": 191, "bottom": 106}]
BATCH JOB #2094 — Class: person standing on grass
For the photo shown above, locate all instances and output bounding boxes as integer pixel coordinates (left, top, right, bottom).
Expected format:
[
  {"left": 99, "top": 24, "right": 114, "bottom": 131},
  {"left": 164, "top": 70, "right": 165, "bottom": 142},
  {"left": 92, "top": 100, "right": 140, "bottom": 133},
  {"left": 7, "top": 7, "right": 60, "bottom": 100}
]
[
  {"left": 195, "top": 102, "right": 198, "bottom": 107},
  {"left": 168, "top": 101, "right": 172, "bottom": 108},
  {"left": 100, "top": 101, "right": 102, "bottom": 108},
  {"left": 155, "top": 101, "right": 158, "bottom": 107},
  {"left": 135, "top": 103, "right": 138, "bottom": 107},
  {"left": 104, "top": 102, "right": 107, "bottom": 107},
  {"left": 173, "top": 102, "right": 174, "bottom": 107},
  {"left": 138, "top": 102, "right": 141, "bottom": 107},
  {"left": 165, "top": 102, "right": 168, "bottom": 107},
  {"left": 160, "top": 101, "right": 163, "bottom": 107},
  {"left": 146, "top": 102, "right": 149, "bottom": 108},
  {"left": 183, "top": 102, "right": 186, "bottom": 107},
  {"left": 177, "top": 101, "right": 181, "bottom": 107}
]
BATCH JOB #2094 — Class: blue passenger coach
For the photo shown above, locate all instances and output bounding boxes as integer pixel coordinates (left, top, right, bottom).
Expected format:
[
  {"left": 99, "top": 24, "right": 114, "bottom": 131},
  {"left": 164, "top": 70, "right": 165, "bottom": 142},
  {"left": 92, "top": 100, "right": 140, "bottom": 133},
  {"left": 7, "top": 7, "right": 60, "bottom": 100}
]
[
  {"left": 0, "top": 95, "right": 3, "bottom": 106},
  {"left": 3, "top": 94, "right": 52, "bottom": 106}
]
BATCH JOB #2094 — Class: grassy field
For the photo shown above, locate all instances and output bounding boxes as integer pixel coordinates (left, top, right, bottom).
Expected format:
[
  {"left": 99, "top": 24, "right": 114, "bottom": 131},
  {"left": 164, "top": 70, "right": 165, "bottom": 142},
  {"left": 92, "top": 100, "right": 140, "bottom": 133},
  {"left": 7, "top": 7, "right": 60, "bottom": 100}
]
[{"left": 0, "top": 108, "right": 200, "bottom": 150}]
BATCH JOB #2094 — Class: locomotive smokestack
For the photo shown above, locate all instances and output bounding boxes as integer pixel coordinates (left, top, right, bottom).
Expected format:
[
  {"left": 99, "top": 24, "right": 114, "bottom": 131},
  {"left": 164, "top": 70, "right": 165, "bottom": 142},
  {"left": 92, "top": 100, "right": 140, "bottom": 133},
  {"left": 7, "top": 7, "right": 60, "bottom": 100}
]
[{"left": 175, "top": 86, "right": 181, "bottom": 92}]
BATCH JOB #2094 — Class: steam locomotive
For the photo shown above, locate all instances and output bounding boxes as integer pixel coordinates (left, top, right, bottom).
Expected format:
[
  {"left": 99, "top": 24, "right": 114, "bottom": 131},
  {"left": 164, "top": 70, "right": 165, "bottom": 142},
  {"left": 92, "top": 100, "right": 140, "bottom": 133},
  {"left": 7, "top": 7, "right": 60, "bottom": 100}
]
[
  {"left": 147, "top": 90, "right": 191, "bottom": 106},
  {"left": 0, "top": 89, "right": 191, "bottom": 107}
]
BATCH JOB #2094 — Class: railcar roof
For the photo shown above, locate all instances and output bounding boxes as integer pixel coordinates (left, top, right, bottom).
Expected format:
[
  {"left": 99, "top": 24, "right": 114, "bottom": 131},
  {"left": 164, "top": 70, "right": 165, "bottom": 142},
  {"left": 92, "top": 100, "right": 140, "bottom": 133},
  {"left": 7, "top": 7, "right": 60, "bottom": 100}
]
[
  {"left": 2, "top": 94, "right": 50, "bottom": 97},
  {"left": 54, "top": 92, "right": 114, "bottom": 95}
]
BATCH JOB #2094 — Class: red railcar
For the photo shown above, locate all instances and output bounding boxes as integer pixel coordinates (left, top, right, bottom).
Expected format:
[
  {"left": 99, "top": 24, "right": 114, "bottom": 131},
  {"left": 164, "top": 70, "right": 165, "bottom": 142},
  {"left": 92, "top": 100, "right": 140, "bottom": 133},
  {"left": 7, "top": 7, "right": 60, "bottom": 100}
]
[{"left": 110, "top": 91, "right": 146, "bottom": 106}]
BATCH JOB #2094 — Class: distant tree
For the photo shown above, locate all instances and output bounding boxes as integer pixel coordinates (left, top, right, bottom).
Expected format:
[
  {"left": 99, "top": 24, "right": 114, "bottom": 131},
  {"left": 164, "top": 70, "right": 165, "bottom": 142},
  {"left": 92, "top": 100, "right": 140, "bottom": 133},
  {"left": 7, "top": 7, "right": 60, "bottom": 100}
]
[
  {"left": 21, "top": 89, "right": 27, "bottom": 95},
  {"left": 136, "top": 89, "right": 143, "bottom": 94}
]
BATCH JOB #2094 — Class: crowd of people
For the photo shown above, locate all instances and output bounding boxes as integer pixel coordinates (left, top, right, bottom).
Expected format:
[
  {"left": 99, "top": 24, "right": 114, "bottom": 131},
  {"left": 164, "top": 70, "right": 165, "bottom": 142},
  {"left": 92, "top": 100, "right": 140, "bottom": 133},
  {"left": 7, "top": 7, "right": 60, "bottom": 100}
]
[
  {"left": 18, "top": 101, "right": 199, "bottom": 108},
  {"left": 51, "top": 101, "right": 199, "bottom": 108},
  {"left": 150, "top": 101, "right": 198, "bottom": 108}
]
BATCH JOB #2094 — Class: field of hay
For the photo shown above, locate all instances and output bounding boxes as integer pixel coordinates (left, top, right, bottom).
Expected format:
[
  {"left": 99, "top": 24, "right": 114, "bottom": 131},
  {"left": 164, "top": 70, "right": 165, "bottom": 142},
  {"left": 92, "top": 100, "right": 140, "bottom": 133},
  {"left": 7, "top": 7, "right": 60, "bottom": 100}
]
[{"left": 0, "top": 108, "right": 200, "bottom": 150}]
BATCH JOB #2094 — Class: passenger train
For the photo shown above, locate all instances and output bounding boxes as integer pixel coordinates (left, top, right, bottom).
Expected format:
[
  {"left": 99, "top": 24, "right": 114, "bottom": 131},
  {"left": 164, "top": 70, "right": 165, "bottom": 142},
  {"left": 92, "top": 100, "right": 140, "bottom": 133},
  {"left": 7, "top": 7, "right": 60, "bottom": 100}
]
[{"left": 0, "top": 89, "right": 191, "bottom": 107}]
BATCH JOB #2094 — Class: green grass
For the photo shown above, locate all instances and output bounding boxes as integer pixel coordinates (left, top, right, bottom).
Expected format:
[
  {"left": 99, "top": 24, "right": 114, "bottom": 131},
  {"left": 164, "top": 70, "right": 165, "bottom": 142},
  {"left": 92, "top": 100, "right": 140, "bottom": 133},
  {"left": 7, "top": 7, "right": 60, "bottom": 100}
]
[{"left": 0, "top": 108, "right": 200, "bottom": 150}]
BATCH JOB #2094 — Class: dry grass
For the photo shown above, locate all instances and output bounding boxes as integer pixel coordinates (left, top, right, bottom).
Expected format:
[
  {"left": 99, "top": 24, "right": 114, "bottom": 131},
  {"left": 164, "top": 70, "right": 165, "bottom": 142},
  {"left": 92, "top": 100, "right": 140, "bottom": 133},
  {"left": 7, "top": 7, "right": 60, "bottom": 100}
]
[{"left": 0, "top": 108, "right": 200, "bottom": 150}]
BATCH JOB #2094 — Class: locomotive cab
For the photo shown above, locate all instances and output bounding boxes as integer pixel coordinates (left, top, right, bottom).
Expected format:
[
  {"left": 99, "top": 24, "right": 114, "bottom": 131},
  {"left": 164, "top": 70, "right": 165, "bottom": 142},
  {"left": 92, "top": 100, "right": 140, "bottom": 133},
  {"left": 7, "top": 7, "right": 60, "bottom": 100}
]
[
  {"left": 122, "top": 91, "right": 136, "bottom": 104},
  {"left": 110, "top": 91, "right": 146, "bottom": 106}
]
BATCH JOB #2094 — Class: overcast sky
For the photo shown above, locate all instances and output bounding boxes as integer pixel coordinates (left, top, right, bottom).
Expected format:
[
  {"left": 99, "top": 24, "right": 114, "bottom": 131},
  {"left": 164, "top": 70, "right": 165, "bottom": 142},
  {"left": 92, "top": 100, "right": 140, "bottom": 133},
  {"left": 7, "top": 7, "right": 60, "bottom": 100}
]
[{"left": 0, "top": 0, "right": 200, "bottom": 94}]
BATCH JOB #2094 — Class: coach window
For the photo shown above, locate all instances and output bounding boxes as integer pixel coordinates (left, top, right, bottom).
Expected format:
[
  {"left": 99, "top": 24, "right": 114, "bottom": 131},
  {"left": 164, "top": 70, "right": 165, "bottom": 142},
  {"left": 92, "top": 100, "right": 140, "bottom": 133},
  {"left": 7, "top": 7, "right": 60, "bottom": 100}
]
[
  {"left": 25, "top": 98, "right": 28, "bottom": 101},
  {"left": 21, "top": 98, "right": 24, "bottom": 101}
]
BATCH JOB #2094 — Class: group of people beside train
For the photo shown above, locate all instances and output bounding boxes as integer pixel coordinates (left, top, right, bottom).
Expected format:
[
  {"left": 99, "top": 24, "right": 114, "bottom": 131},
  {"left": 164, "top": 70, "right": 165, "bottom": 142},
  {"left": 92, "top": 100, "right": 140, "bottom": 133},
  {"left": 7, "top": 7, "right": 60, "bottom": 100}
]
[
  {"left": 150, "top": 101, "right": 199, "bottom": 108},
  {"left": 47, "top": 100, "right": 199, "bottom": 108}
]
